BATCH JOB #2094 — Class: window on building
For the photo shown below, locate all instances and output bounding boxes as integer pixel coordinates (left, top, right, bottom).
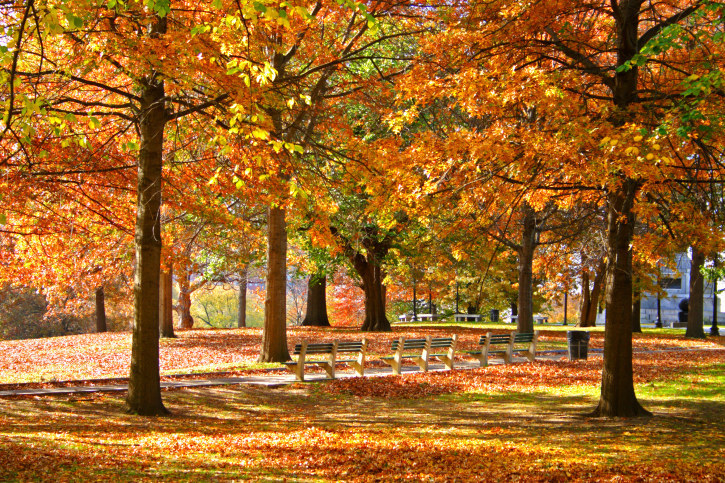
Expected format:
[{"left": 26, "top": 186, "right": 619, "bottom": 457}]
[{"left": 661, "top": 277, "right": 682, "bottom": 290}]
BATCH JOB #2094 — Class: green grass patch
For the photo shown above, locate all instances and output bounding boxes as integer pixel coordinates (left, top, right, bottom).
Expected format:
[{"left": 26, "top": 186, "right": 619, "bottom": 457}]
[{"left": 162, "top": 362, "right": 282, "bottom": 375}]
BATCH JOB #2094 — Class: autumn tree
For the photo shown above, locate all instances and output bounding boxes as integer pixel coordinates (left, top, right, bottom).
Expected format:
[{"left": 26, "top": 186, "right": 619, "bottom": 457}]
[
  {"left": 1, "top": 0, "right": 282, "bottom": 415},
  {"left": 394, "top": 1, "right": 724, "bottom": 417},
  {"left": 232, "top": 1, "right": 433, "bottom": 351}
]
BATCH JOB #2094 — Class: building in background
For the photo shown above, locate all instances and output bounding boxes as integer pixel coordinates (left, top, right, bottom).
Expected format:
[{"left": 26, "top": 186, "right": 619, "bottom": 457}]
[{"left": 597, "top": 252, "right": 724, "bottom": 327}]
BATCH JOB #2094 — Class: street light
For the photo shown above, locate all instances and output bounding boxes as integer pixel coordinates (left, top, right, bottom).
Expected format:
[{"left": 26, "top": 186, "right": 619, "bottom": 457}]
[{"left": 711, "top": 256, "right": 720, "bottom": 336}]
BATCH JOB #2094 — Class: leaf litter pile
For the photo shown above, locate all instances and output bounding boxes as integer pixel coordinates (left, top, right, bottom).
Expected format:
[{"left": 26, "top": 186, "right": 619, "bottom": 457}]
[{"left": 1, "top": 327, "right": 724, "bottom": 481}]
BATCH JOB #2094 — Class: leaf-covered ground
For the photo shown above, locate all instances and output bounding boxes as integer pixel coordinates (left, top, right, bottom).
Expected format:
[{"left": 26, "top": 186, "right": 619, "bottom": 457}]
[
  {"left": 1, "top": 325, "right": 721, "bottom": 384},
  {"left": 0, "top": 327, "right": 723, "bottom": 481}
]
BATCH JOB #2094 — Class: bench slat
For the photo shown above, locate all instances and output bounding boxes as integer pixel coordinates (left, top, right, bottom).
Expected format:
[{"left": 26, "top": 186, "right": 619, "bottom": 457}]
[{"left": 391, "top": 340, "right": 428, "bottom": 350}]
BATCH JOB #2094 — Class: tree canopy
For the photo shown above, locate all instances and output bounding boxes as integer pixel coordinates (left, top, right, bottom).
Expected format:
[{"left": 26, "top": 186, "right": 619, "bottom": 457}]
[{"left": 1, "top": 0, "right": 723, "bottom": 418}]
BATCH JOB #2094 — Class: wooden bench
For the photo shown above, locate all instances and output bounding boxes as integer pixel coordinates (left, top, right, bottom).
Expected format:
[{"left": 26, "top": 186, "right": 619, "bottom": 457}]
[
  {"left": 466, "top": 331, "right": 538, "bottom": 367},
  {"left": 284, "top": 339, "right": 367, "bottom": 382},
  {"left": 380, "top": 335, "right": 457, "bottom": 375}
]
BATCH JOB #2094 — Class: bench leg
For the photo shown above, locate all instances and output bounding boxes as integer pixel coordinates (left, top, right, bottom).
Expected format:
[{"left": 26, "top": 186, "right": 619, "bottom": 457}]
[
  {"left": 349, "top": 360, "right": 364, "bottom": 377},
  {"left": 352, "top": 341, "right": 367, "bottom": 377},
  {"left": 414, "top": 356, "right": 429, "bottom": 372},
  {"left": 527, "top": 334, "right": 538, "bottom": 362},
  {"left": 383, "top": 356, "right": 402, "bottom": 375},
  {"left": 317, "top": 362, "right": 334, "bottom": 379},
  {"left": 438, "top": 355, "right": 454, "bottom": 370},
  {"left": 286, "top": 363, "right": 304, "bottom": 382},
  {"left": 505, "top": 338, "right": 514, "bottom": 364}
]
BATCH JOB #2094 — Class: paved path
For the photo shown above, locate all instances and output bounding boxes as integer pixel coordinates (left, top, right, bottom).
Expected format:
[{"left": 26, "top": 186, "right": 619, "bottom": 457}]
[{"left": 0, "top": 351, "right": 584, "bottom": 397}]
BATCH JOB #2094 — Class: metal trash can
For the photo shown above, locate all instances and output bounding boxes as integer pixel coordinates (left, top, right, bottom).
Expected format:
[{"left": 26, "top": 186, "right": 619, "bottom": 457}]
[
  {"left": 490, "top": 309, "right": 499, "bottom": 322},
  {"left": 567, "top": 331, "right": 590, "bottom": 360}
]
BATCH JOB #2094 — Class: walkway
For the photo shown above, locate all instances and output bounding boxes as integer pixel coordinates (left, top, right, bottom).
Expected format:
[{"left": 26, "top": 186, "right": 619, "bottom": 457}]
[{"left": 0, "top": 351, "right": 578, "bottom": 397}]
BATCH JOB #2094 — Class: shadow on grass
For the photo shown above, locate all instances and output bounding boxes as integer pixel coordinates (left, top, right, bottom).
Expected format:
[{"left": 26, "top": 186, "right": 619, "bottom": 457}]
[{"left": 1, "top": 381, "right": 724, "bottom": 482}]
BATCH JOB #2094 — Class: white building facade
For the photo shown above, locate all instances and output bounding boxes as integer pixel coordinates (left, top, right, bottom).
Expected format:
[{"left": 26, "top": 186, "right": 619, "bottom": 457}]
[{"left": 639, "top": 253, "right": 723, "bottom": 327}]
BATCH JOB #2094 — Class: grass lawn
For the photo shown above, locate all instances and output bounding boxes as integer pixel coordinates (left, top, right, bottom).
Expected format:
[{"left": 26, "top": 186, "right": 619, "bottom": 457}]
[{"left": 0, "top": 326, "right": 723, "bottom": 481}]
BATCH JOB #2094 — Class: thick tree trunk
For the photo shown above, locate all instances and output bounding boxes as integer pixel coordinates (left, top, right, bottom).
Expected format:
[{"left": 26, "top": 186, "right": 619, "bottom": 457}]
[
  {"left": 516, "top": 207, "right": 536, "bottom": 334},
  {"left": 686, "top": 246, "right": 706, "bottom": 338},
  {"left": 631, "top": 288, "right": 642, "bottom": 333},
  {"left": 237, "top": 268, "right": 247, "bottom": 328},
  {"left": 95, "top": 287, "right": 107, "bottom": 333},
  {"left": 177, "top": 271, "right": 194, "bottom": 329},
  {"left": 592, "top": 180, "right": 650, "bottom": 418},
  {"left": 354, "top": 254, "right": 391, "bottom": 332},
  {"left": 302, "top": 274, "right": 330, "bottom": 326},
  {"left": 127, "top": 46, "right": 169, "bottom": 416},
  {"left": 592, "top": 2, "right": 652, "bottom": 418},
  {"left": 259, "top": 206, "right": 291, "bottom": 362},
  {"left": 159, "top": 269, "right": 175, "bottom": 338}
]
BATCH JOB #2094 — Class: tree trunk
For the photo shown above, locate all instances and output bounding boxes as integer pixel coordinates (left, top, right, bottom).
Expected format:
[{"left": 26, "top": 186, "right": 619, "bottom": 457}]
[
  {"left": 259, "top": 206, "right": 291, "bottom": 362},
  {"left": 237, "top": 267, "right": 247, "bottom": 328},
  {"left": 354, "top": 253, "right": 391, "bottom": 332},
  {"left": 159, "top": 268, "right": 175, "bottom": 338},
  {"left": 579, "top": 260, "right": 606, "bottom": 327},
  {"left": 592, "top": 180, "right": 650, "bottom": 418},
  {"left": 686, "top": 246, "right": 706, "bottom": 338},
  {"left": 632, "top": 288, "right": 642, "bottom": 333},
  {"left": 516, "top": 207, "right": 536, "bottom": 334},
  {"left": 95, "top": 286, "right": 107, "bottom": 333},
  {"left": 127, "top": 39, "right": 169, "bottom": 416},
  {"left": 588, "top": 261, "right": 606, "bottom": 325},
  {"left": 302, "top": 273, "right": 330, "bottom": 326},
  {"left": 592, "top": 2, "right": 652, "bottom": 417},
  {"left": 177, "top": 270, "right": 194, "bottom": 329},
  {"left": 412, "top": 276, "right": 418, "bottom": 320}
]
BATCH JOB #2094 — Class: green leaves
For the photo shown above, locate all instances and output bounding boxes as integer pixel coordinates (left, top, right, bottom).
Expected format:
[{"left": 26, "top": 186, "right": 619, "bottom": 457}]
[{"left": 144, "top": 0, "right": 171, "bottom": 17}]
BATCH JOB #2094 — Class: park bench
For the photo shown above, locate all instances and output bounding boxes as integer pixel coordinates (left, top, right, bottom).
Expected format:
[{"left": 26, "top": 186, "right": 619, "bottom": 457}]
[
  {"left": 510, "top": 315, "right": 549, "bottom": 324},
  {"left": 284, "top": 339, "right": 367, "bottom": 382},
  {"left": 381, "top": 335, "right": 458, "bottom": 375},
  {"left": 454, "top": 313, "right": 483, "bottom": 322},
  {"left": 466, "top": 331, "right": 538, "bottom": 367}
]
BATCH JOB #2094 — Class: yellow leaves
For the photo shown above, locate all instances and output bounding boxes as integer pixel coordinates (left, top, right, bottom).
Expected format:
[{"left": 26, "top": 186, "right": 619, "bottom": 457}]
[
  {"left": 251, "top": 127, "right": 269, "bottom": 140},
  {"left": 288, "top": 180, "right": 307, "bottom": 200}
]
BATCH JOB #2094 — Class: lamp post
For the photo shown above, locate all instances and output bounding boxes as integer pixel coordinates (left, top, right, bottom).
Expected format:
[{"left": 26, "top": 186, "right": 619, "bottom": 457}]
[{"left": 711, "top": 256, "right": 720, "bottom": 336}]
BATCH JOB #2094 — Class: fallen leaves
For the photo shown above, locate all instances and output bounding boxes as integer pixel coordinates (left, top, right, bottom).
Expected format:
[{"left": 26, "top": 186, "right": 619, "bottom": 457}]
[
  {"left": 1, "top": 327, "right": 723, "bottom": 388},
  {"left": 323, "top": 350, "right": 725, "bottom": 399}
]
